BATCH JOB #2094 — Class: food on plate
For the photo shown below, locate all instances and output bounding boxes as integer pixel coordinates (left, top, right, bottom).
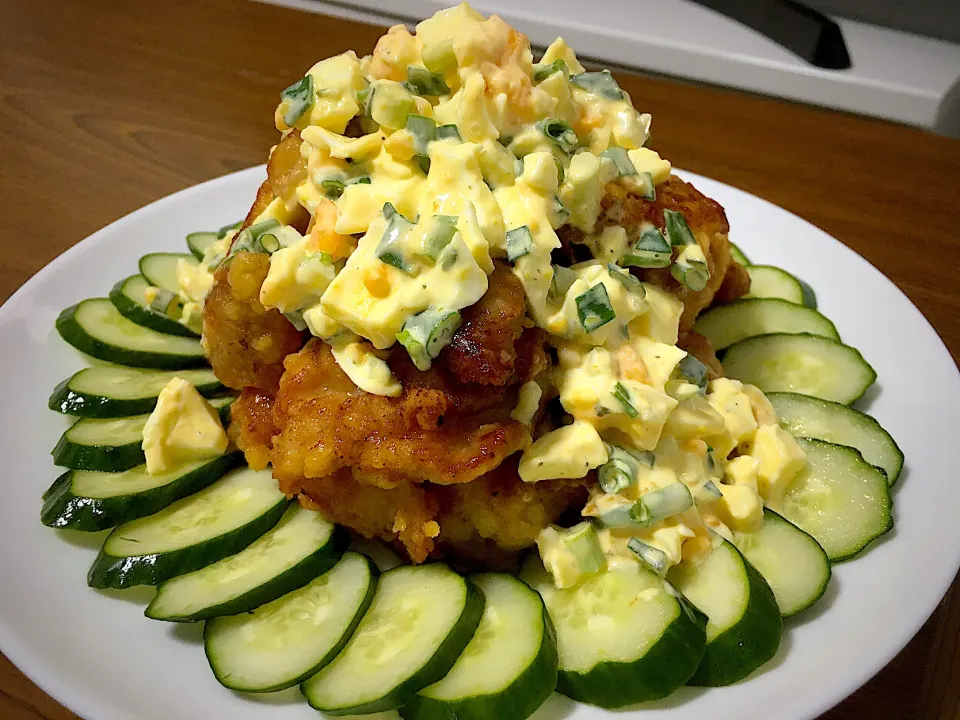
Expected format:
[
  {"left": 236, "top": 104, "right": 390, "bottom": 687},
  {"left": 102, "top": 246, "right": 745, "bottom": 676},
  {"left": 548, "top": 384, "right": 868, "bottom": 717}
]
[{"left": 42, "top": 3, "right": 901, "bottom": 717}]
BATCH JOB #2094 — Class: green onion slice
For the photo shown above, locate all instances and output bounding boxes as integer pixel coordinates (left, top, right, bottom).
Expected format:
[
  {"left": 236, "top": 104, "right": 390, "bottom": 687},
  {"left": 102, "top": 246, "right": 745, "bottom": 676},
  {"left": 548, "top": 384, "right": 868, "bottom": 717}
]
[
  {"left": 506, "top": 225, "right": 535, "bottom": 262},
  {"left": 281, "top": 75, "right": 316, "bottom": 126},
  {"left": 576, "top": 282, "right": 616, "bottom": 333}
]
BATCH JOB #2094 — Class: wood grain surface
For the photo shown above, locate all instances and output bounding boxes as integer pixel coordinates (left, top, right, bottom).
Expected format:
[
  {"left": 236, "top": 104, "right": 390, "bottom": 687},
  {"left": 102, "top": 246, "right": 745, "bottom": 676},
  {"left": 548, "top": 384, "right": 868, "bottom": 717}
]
[{"left": 1, "top": 0, "right": 959, "bottom": 718}]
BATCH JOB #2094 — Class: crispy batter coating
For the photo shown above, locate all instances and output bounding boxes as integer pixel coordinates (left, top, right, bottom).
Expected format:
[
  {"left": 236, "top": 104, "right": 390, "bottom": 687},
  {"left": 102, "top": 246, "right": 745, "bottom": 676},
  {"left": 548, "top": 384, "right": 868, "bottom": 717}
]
[
  {"left": 202, "top": 253, "right": 305, "bottom": 393},
  {"left": 271, "top": 339, "right": 530, "bottom": 488},
  {"left": 227, "top": 388, "right": 277, "bottom": 470},
  {"left": 435, "top": 458, "right": 590, "bottom": 552},
  {"left": 238, "top": 130, "right": 310, "bottom": 233},
  {"left": 598, "top": 175, "right": 741, "bottom": 334},
  {"left": 443, "top": 262, "right": 530, "bottom": 386},
  {"left": 295, "top": 470, "right": 440, "bottom": 563}
]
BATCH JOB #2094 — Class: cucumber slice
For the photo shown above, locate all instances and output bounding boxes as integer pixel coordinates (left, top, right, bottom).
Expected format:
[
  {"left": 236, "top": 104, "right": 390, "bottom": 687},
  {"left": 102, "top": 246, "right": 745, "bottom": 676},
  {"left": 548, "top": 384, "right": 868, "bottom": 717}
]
[
  {"left": 401, "top": 573, "right": 558, "bottom": 720},
  {"left": 87, "top": 466, "right": 288, "bottom": 589},
  {"left": 56, "top": 299, "right": 206, "bottom": 369},
  {"left": 204, "top": 551, "right": 378, "bottom": 693},
  {"left": 51, "top": 396, "right": 234, "bottom": 472},
  {"left": 187, "top": 231, "right": 220, "bottom": 260},
  {"left": 668, "top": 539, "right": 782, "bottom": 687},
  {"left": 780, "top": 438, "right": 893, "bottom": 562},
  {"left": 109, "top": 275, "right": 198, "bottom": 338},
  {"left": 520, "top": 555, "right": 706, "bottom": 708},
  {"left": 722, "top": 333, "right": 876, "bottom": 405},
  {"left": 302, "top": 564, "right": 485, "bottom": 716},
  {"left": 695, "top": 298, "right": 839, "bottom": 351},
  {"left": 768, "top": 392, "right": 903, "bottom": 485},
  {"left": 42, "top": 452, "right": 242, "bottom": 532},
  {"left": 729, "top": 243, "right": 750, "bottom": 265},
  {"left": 744, "top": 265, "right": 805, "bottom": 305},
  {"left": 735, "top": 509, "right": 831, "bottom": 617},
  {"left": 49, "top": 366, "right": 224, "bottom": 418},
  {"left": 146, "top": 504, "right": 347, "bottom": 622},
  {"left": 139, "top": 252, "right": 197, "bottom": 293}
]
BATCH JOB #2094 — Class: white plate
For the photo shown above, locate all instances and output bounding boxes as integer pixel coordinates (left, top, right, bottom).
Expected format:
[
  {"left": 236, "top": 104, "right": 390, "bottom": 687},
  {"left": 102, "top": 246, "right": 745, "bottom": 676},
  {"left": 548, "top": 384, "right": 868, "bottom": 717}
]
[{"left": 1, "top": 166, "right": 958, "bottom": 720}]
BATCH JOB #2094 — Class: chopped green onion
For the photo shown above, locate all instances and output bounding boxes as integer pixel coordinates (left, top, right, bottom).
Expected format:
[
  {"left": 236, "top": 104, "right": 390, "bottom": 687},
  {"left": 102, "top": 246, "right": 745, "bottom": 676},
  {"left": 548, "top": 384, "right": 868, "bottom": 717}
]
[
  {"left": 438, "top": 244, "right": 460, "bottom": 270},
  {"left": 671, "top": 245, "right": 710, "bottom": 291},
  {"left": 576, "top": 283, "right": 616, "bottom": 333},
  {"left": 396, "top": 307, "right": 462, "bottom": 370},
  {"left": 532, "top": 59, "right": 568, "bottom": 83},
  {"left": 436, "top": 124, "right": 462, "bottom": 141},
  {"left": 406, "top": 65, "right": 451, "bottom": 96},
  {"left": 663, "top": 209, "right": 696, "bottom": 247},
  {"left": 550, "top": 196, "right": 570, "bottom": 228},
  {"left": 621, "top": 227, "right": 672, "bottom": 269},
  {"left": 549, "top": 264, "right": 577, "bottom": 302},
  {"left": 351, "top": 176, "right": 372, "bottom": 185},
  {"left": 606, "top": 263, "right": 646, "bottom": 296},
  {"left": 228, "top": 219, "right": 281, "bottom": 258},
  {"left": 356, "top": 86, "right": 373, "bottom": 115},
  {"left": 678, "top": 354, "right": 709, "bottom": 394},
  {"left": 376, "top": 204, "right": 415, "bottom": 273},
  {"left": 570, "top": 70, "right": 624, "bottom": 99},
  {"left": 613, "top": 381, "right": 638, "bottom": 418},
  {"left": 633, "top": 171, "right": 656, "bottom": 201},
  {"left": 699, "top": 480, "right": 723, "bottom": 501},
  {"left": 597, "top": 444, "right": 652, "bottom": 494},
  {"left": 280, "top": 75, "right": 316, "bottom": 126},
  {"left": 631, "top": 482, "right": 694, "bottom": 525},
  {"left": 498, "top": 134, "right": 514, "bottom": 149},
  {"left": 422, "top": 40, "right": 457, "bottom": 73},
  {"left": 506, "top": 225, "right": 535, "bottom": 262},
  {"left": 418, "top": 215, "right": 458, "bottom": 262},
  {"left": 148, "top": 288, "right": 178, "bottom": 316},
  {"left": 258, "top": 233, "right": 281, "bottom": 254},
  {"left": 321, "top": 178, "right": 346, "bottom": 199},
  {"left": 627, "top": 538, "right": 669, "bottom": 575},
  {"left": 538, "top": 118, "right": 578, "bottom": 154},
  {"left": 406, "top": 114, "right": 437, "bottom": 174},
  {"left": 600, "top": 147, "right": 636, "bottom": 177}
]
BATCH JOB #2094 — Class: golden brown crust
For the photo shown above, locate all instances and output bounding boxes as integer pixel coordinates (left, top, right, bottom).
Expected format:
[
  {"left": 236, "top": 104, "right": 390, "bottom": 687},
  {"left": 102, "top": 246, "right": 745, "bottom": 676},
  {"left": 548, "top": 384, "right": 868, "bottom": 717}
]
[
  {"left": 599, "top": 175, "right": 740, "bottom": 334},
  {"left": 296, "top": 470, "right": 440, "bottom": 563},
  {"left": 227, "top": 389, "right": 277, "bottom": 470},
  {"left": 202, "top": 253, "right": 306, "bottom": 393},
  {"left": 271, "top": 340, "right": 530, "bottom": 488},
  {"left": 443, "top": 262, "right": 530, "bottom": 386}
]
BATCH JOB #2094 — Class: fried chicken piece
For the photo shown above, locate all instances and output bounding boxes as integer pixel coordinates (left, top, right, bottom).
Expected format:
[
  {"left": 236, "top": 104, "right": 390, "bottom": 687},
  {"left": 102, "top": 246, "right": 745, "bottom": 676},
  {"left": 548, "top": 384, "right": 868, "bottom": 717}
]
[
  {"left": 435, "top": 458, "right": 590, "bottom": 552},
  {"left": 202, "top": 252, "right": 306, "bottom": 393},
  {"left": 227, "top": 388, "right": 277, "bottom": 470},
  {"left": 443, "top": 262, "right": 531, "bottom": 386},
  {"left": 598, "top": 175, "right": 740, "bottom": 334},
  {"left": 295, "top": 470, "right": 440, "bottom": 563},
  {"left": 237, "top": 130, "right": 310, "bottom": 234},
  {"left": 678, "top": 330, "right": 724, "bottom": 379},
  {"left": 271, "top": 339, "right": 530, "bottom": 488}
]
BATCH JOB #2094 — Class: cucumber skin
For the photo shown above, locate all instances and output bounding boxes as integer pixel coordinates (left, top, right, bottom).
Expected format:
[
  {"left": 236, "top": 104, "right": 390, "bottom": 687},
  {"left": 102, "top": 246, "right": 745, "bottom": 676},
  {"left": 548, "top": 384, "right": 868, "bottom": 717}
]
[
  {"left": 50, "top": 400, "right": 233, "bottom": 472},
  {"left": 87, "top": 495, "right": 289, "bottom": 589},
  {"left": 557, "top": 598, "right": 707, "bottom": 708},
  {"left": 56, "top": 302, "right": 206, "bottom": 370},
  {"left": 399, "top": 602, "right": 559, "bottom": 720},
  {"left": 305, "top": 572, "right": 487, "bottom": 716},
  {"left": 41, "top": 452, "right": 243, "bottom": 532},
  {"left": 686, "top": 550, "right": 782, "bottom": 687},
  {"left": 205, "top": 553, "right": 380, "bottom": 693},
  {"left": 787, "top": 438, "right": 894, "bottom": 563},
  {"left": 720, "top": 333, "right": 877, "bottom": 406},
  {"left": 109, "top": 277, "right": 198, "bottom": 338},
  {"left": 51, "top": 432, "right": 144, "bottom": 473},
  {"left": 146, "top": 524, "right": 350, "bottom": 623},
  {"left": 48, "top": 372, "right": 225, "bottom": 418}
]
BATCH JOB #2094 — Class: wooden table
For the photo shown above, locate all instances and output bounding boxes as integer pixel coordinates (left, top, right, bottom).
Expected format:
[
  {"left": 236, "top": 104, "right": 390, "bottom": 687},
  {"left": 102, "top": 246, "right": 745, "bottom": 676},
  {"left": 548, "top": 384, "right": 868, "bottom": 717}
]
[{"left": 2, "top": 0, "right": 959, "bottom": 717}]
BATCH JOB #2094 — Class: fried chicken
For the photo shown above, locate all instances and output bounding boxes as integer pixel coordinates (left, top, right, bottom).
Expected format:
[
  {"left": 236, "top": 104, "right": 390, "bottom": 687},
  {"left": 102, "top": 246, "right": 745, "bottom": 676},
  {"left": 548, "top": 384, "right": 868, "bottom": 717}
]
[
  {"left": 271, "top": 339, "right": 531, "bottom": 489},
  {"left": 205, "top": 164, "right": 748, "bottom": 565}
]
